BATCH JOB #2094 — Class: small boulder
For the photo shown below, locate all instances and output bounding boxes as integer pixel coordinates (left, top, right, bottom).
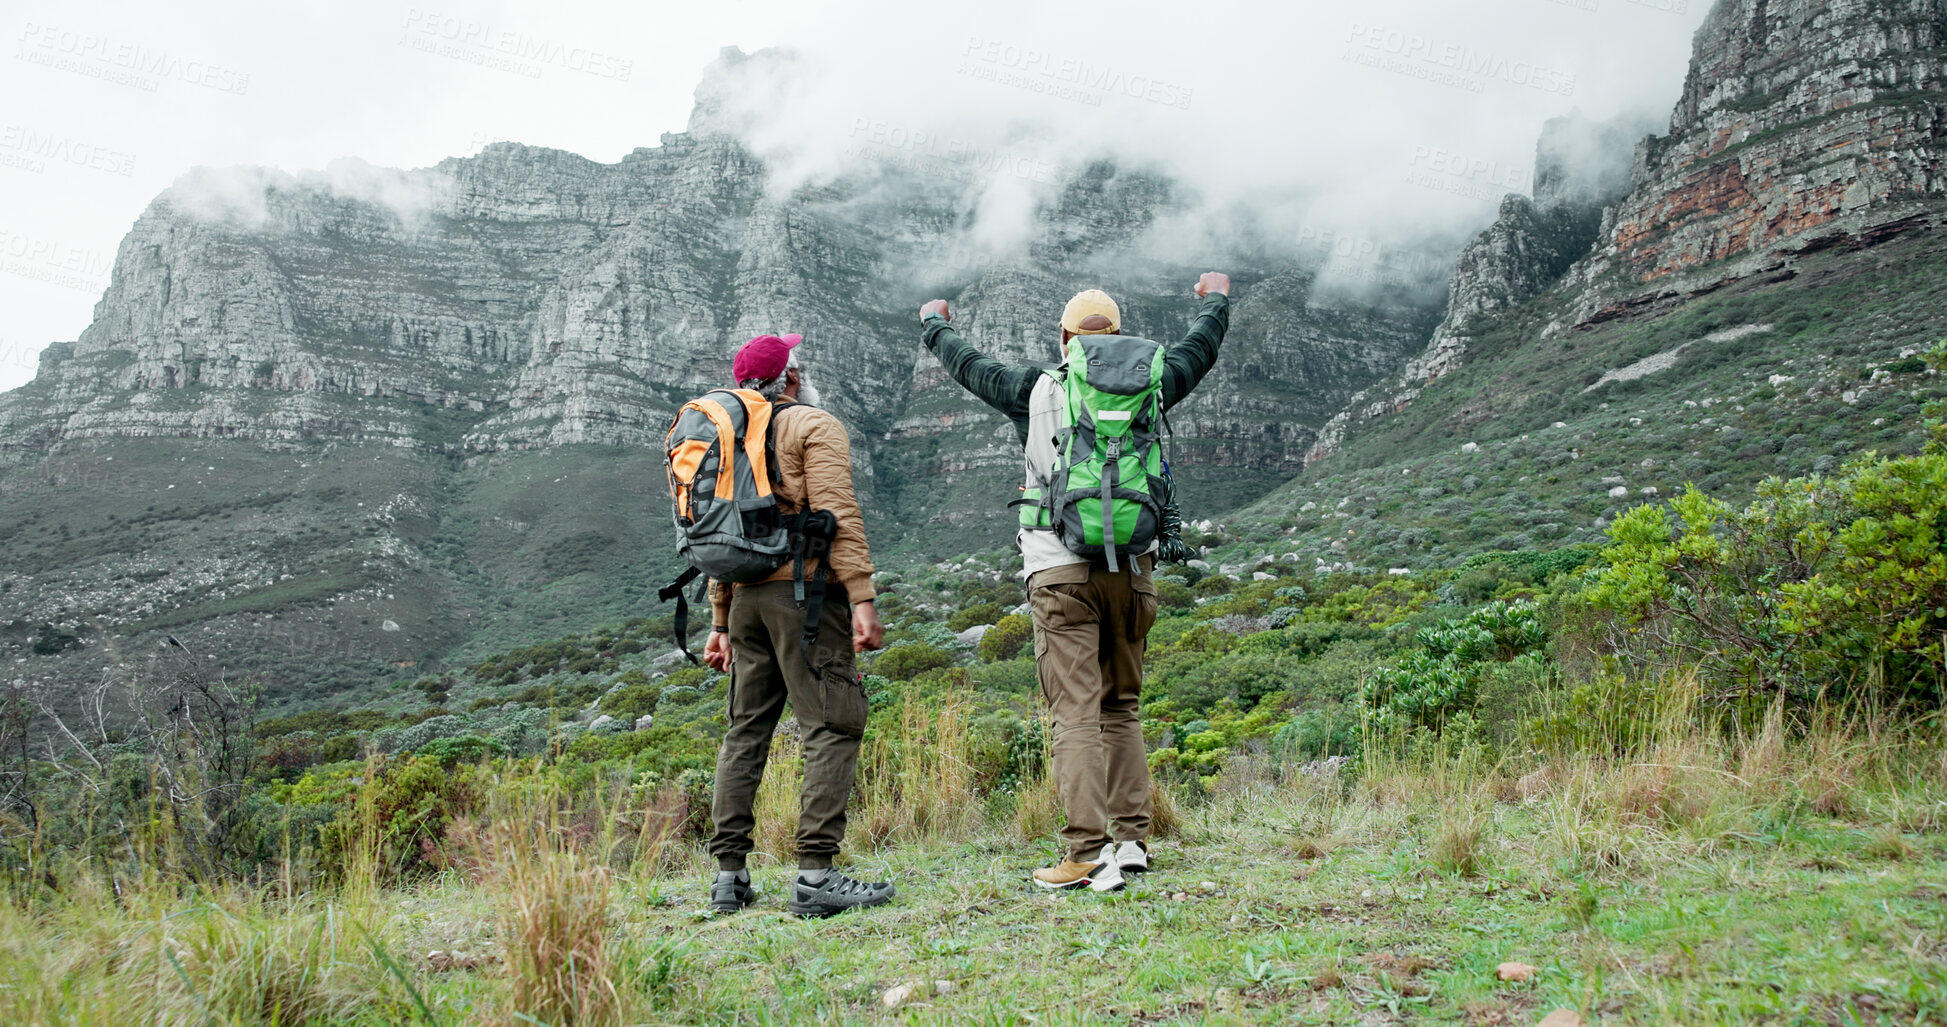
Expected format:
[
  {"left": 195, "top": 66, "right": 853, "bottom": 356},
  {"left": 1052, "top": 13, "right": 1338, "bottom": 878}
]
[
  {"left": 1252, "top": 571, "right": 1276, "bottom": 581},
  {"left": 881, "top": 984, "right": 917, "bottom": 1009},
  {"left": 588, "top": 715, "right": 626, "bottom": 735},
  {"left": 955, "top": 624, "right": 991, "bottom": 646},
  {"left": 634, "top": 714, "right": 655, "bottom": 731},
  {"left": 1186, "top": 559, "right": 1213, "bottom": 571},
  {"left": 1607, "top": 486, "right": 1629, "bottom": 499},
  {"left": 1461, "top": 442, "right": 1480, "bottom": 453},
  {"left": 1536, "top": 1011, "right": 1586, "bottom": 1027}
]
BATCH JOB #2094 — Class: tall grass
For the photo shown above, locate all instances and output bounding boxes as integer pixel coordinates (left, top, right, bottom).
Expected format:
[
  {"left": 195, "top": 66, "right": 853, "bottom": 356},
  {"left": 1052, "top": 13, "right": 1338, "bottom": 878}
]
[
  {"left": 490, "top": 795, "right": 619, "bottom": 1027},
  {"left": 0, "top": 672, "right": 1941, "bottom": 1025}
]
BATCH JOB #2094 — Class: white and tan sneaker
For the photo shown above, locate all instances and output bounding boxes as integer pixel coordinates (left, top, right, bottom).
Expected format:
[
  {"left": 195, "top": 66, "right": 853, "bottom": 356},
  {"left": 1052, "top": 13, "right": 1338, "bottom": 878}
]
[
  {"left": 1032, "top": 844, "right": 1125, "bottom": 893},
  {"left": 1114, "top": 840, "right": 1150, "bottom": 874}
]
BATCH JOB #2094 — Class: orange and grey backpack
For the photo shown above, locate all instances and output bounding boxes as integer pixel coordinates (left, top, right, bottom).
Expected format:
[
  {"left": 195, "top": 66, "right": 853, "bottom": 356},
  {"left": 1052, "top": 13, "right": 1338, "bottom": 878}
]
[{"left": 658, "top": 390, "right": 836, "bottom": 665}]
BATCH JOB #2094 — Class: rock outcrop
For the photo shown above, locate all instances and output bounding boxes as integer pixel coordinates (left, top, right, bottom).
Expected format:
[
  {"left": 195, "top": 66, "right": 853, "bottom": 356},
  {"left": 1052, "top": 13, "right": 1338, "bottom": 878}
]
[
  {"left": 1309, "top": 0, "right": 1947, "bottom": 465},
  {"left": 1306, "top": 112, "right": 1642, "bottom": 462},
  {"left": 0, "top": 47, "right": 1443, "bottom": 707},
  {"left": 1567, "top": 0, "right": 1947, "bottom": 318}
]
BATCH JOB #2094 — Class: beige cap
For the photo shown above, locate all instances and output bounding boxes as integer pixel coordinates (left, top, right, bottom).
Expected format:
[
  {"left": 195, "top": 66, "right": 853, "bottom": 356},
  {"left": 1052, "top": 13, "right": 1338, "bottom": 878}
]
[{"left": 1060, "top": 289, "right": 1121, "bottom": 335}]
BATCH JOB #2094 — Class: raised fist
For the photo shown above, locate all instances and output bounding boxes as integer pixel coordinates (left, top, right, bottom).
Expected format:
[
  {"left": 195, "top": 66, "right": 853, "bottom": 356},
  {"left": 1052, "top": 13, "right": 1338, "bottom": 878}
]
[
  {"left": 919, "top": 299, "right": 951, "bottom": 322},
  {"left": 1195, "top": 272, "right": 1231, "bottom": 298}
]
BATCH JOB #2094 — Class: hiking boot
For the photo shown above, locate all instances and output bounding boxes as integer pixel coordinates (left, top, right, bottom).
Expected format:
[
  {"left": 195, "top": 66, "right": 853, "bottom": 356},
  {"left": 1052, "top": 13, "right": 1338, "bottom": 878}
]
[
  {"left": 1114, "top": 840, "right": 1150, "bottom": 874},
  {"left": 788, "top": 869, "right": 895, "bottom": 918},
  {"left": 709, "top": 869, "right": 757, "bottom": 914},
  {"left": 1032, "top": 844, "right": 1124, "bottom": 893}
]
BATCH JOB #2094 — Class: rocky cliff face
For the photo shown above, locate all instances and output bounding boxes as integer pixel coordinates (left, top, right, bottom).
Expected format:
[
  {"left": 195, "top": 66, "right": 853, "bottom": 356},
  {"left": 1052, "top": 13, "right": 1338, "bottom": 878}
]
[
  {"left": 1305, "top": 112, "right": 1641, "bottom": 462},
  {"left": 0, "top": 48, "right": 1442, "bottom": 706},
  {"left": 1567, "top": 0, "right": 1947, "bottom": 318},
  {"left": 1308, "top": 0, "right": 1947, "bottom": 466}
]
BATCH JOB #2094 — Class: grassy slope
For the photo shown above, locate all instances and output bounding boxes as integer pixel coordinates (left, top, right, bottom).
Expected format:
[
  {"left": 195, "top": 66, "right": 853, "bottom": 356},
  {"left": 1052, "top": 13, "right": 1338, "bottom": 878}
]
[
  {"left": 1215, "top": 231, "right": 1947, "bottom": 574},
  {"left": 3, "top": 738, "right": 1941, "bottom": 1025}
]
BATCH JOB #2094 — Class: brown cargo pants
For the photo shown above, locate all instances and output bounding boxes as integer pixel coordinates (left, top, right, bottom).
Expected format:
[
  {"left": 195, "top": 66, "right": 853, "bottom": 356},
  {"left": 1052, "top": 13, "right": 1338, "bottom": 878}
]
[
  {"left": 708, "top": 581, "right": 868, "bottom": 871},
  {"left": 1028, "top": 556, "right": 1160, "bottom": 863}
]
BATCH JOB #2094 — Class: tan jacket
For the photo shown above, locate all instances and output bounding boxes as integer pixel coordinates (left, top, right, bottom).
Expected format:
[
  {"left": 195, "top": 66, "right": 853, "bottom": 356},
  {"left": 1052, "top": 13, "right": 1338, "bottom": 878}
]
[{"left": 709, "top": 400, "right": 875, "bottom": 628}]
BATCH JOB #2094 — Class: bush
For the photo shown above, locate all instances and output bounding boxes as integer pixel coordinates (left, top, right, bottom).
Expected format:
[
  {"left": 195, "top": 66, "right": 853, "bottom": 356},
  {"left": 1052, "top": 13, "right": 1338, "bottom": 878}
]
[
  {"left": 948, "top": 603, "right": 1005, "bottom": 632},
  {"left": 1589, "top": 453, "right": 1947, "bottom": 705},
  {"left": 1156, "top": 579, "right": 1196, "bottom": 609},
  {"left": 978, "top": 614, "right": 1033, "bottom": 662},
  {"left": 599, "top": 670, "right": 659, "bottom": 722},
  {"left": 1359, "top": 601, "right": 1548, "bottom": 736},
  {"left": 871, "top": 642, "right": 957, "bottom": 681},
  {"left": 319, "top": 755, "right": 481, "bottom": 883},
  {"left": 418, "top": 734, "right": 508, "bottom": 767},
  {"left": 1271, "top": 705, "right": 1361, "bottom": 762}
]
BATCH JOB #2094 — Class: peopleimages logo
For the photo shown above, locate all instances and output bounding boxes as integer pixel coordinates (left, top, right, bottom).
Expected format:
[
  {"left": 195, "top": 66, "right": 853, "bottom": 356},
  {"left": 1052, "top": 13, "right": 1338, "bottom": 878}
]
[
  {"left": 13, "top": 21, "right": 250, "bottom": 95},
  {"left": 399, "top": 9, "right": 632, "bottom": 82},
  {"left": 848, "top": 119, "right": 1070, "bottom": 187},
  {"left": 0, "top": 125, "right": 137, "bottom": 177},
  {"left": 1344, "top": 23, "right": 1576, "bottom": 96},
  {"left": 960, "top": 37, "right": 1194, "bottom": 110},
  {"left": 1405, "top": 144, "right": 1530, "bottom": 204},
  {"left": 0, "top": 228, "right": 112, "bottom": 294}
]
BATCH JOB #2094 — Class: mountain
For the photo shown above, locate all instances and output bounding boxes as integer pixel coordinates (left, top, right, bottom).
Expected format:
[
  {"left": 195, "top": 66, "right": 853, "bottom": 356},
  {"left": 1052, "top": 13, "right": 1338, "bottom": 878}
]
[
  {"left": 1256, "top": 0, "right": 1947, "bottom": 575},
  {"left": 0, "top": 48, "right": 1444, "bottom": 708}
]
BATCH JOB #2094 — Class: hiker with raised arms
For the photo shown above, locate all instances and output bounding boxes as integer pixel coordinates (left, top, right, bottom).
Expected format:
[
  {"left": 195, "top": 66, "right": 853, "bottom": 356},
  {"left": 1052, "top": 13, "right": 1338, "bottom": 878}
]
[
  {"left": 917, "top": 274, "right": 1231, "bottom": 892},
  {"left": 659, "top": 332, "right": 889, "bottom": 917}
]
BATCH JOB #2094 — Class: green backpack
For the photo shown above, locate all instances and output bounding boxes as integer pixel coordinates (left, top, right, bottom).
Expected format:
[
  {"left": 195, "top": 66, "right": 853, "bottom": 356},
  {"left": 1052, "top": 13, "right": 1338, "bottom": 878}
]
[{"left": 1019, "top": 334, "right": 1171, "bottom": 572}]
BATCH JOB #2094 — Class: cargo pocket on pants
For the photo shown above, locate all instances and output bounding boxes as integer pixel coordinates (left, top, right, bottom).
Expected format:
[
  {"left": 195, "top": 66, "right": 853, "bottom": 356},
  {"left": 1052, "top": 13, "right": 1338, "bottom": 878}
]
[
  {"left": 1129, "top": 574, "right": 1160, "bottom": 646},
  {"left": 821, "top": 661, "right": 868, "bottom": 738}
]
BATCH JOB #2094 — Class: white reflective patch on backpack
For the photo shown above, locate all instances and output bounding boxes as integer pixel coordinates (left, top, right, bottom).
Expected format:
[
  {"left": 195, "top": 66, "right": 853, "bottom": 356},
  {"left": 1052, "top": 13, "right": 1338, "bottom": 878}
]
[{"left": 1097, "top": 410, "right": 1133, "bottom": 422}]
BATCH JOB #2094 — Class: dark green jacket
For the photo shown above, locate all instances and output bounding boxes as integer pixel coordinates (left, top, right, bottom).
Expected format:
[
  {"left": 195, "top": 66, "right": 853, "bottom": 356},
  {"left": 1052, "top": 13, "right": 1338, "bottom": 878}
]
[{"left": 920, "top": 293, "right": 1230, "bottom": 446}]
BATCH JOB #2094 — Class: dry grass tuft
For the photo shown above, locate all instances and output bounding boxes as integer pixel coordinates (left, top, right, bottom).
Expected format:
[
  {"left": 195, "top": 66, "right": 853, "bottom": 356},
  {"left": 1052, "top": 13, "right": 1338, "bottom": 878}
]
[
  {"left": 1012, "top": 768, "right": 1062, "bottom": 845},
  {"left": 1431, "top": 799, "right": 1491, "bottom": 877},
  {"left": 493, "top": 802, "right": 619, "bottom": 1027},
  {"left": 854, "top": 693, "right": 979, "bottom": 849},
  {"left": 1149, "top": 779, "right": 1182, "bottom": 840}
]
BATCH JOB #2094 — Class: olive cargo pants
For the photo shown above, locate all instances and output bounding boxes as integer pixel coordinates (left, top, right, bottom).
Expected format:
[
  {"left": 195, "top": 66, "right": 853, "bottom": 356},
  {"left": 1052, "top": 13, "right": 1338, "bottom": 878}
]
[
  {"left": 1028, "top": 557, "right": 1160, "bottom": 863},
  {"left": 708, "top": 581, "right": 868, "bottom": 871}
]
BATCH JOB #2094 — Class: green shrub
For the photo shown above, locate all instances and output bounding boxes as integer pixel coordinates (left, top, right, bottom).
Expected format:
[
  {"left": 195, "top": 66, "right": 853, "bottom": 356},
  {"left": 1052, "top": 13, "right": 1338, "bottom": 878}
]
[
  {"left": 948, "top": 603, "right": 1005, "bottom": 632},
  {"left": 978, "top": 614, "right": 1033, "bottom": 662},
  {"left": 417, "top": 734, "right": 507, "bottom": 767},
  {"left": 871, "top": 642, "right": 957, "bottom": 681},
  {"left": 1359, "top": 600, "right": 1548, "bottom": 736},
  {"left": 1156, "top": 579, "right": 1195, "bottom": 609},
  {"left": 599, "top": 670, "right": 659, "bottom": 721},
  {"left": 319, "top": 755, "right": 481, "bottom": 883},
  {"left": 1521, "top": 674, "right": 1663, "bottom": 754},
  {"left": 966, "top": 710, "right": 1046, "bottom": 790},
  {"left": 1589, "top": 453, "right": 1947, "bottom": 705},
  {"left": 1271, "top": 705, "right": 1361, "bottom": 761},
  {"left": 969, "top": 656, "right": 1038, "bottom": 694}
]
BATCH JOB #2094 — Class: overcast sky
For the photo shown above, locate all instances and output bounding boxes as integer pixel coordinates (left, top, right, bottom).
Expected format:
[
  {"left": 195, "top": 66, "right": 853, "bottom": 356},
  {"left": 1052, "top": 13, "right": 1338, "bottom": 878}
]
[{"left": 0, "top": 0, "right": 1710, "bottom": 391}]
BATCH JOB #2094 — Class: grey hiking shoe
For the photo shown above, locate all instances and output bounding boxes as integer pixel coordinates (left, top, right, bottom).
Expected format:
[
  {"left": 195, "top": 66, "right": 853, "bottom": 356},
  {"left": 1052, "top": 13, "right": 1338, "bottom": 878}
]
[
  {"left": 709, "top": 870, "right": 757, "bottom": 914},
  {"left": 788, "top": 869, "right": 895, "bottom": 917}
]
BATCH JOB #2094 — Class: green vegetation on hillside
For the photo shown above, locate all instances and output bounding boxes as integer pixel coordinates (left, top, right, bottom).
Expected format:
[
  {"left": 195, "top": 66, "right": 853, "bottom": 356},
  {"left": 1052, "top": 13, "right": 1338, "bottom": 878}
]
[{"left": 3, "top": 372, "right": 1945, "bottom": 1019}]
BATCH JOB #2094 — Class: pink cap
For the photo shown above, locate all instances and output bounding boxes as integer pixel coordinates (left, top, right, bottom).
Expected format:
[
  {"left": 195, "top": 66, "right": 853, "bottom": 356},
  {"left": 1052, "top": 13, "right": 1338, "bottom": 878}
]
[{"left": 733, "top": 333, "right": 801, "bottom": 383}]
